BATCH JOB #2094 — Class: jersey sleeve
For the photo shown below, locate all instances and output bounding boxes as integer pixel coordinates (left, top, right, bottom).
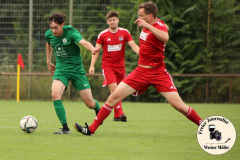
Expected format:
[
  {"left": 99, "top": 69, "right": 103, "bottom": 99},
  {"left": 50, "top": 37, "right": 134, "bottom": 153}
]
[
  {"left": 96, "top": 33, "right": 103, "bottom": 45},
  {"left": 125, "top": 30, "right": 133, "bottom": 42},
  {"left": 71, "top": 27, "right": 83, "bottom": 43},
  {"left": 156, "top": 20, "right": 168, "bottom": 33},
  {"left": 159, "top": 25, "right": 168, "bottom": 33},
  {"left": 45, "top": 30, "right": 51, "bottom": 44}
]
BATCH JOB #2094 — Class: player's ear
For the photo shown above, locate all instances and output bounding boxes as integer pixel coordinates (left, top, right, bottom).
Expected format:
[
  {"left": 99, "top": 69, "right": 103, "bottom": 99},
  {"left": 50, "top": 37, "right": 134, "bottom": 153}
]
[
  {"left": 150, "top": 13, "right": 155, "bottom": 19},
  {"left": 61, "top": 23, "right": 64, "bottom": 27}
]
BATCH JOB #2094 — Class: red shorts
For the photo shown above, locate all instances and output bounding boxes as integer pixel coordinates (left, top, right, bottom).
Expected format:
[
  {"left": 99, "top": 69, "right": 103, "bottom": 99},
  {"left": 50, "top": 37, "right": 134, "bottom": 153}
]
[
  {"left": 122, "top": 66, "right": 178, "bottom": 96},
  {"left": 102, "top": 68, "right": 126, "bottom": 87}
]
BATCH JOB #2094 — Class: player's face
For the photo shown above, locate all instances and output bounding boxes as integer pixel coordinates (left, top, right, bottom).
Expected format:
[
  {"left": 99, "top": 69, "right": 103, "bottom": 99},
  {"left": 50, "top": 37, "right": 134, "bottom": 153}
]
[
  {"left": 138, "top": 8, "right": 150, "bottom": 23},
  {"left": 107, "top": 17, "right": 119, "bottom": 29},
  {"left": 49, "top": 21, "right": 64, "bottom": 37}
]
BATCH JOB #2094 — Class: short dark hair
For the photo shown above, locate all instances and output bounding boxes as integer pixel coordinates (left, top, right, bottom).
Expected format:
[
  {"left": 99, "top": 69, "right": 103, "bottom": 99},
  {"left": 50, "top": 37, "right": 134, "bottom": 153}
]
[
  {"left": 48, "top": 12, "right": 66, "bottom": 25},
  {"left": 138, "top": 1, "right": 158, "bottom": 18},
  {"left": 105, "top": 10, "right": 119, "bottom": 19}
]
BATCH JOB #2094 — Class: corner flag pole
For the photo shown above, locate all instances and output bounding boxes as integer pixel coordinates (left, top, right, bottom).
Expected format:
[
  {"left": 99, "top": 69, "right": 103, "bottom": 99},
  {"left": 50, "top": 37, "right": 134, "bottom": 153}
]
[{"left": 17, "top": 54, "right": 25, "bottom": 102}]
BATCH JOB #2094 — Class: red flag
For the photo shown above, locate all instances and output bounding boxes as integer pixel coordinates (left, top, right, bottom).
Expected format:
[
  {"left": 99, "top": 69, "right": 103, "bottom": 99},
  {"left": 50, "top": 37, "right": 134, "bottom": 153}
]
[{"left": 18, "top": 54, "right": 24, "bottom": 70}]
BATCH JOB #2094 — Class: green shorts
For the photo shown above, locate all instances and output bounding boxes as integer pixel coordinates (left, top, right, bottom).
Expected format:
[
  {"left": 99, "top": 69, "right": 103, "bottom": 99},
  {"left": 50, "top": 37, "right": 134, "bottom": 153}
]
[{"left": 53, "top": 70, "right": 90, "bottom": 91}]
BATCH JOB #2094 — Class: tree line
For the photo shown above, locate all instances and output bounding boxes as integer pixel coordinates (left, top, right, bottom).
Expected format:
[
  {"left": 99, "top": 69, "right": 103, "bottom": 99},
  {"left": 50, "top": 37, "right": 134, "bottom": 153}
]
[{"left": 0, "top": 0, "right": 239, "bottom": 102}]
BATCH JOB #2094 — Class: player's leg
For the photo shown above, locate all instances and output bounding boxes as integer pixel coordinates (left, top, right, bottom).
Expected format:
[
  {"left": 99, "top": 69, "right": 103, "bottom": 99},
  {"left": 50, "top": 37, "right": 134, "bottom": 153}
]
[
  {"left": 161, "top": 92, "right": 202, "bottom": 125},
  {"left": 109, "top": 83, "right": 126, "bottom": 122},
  {"left": 79, "top": 89, "right": 101, "bottom": 115},
  {"left": 115, "top": 68, "right": 128, "bottom": 121},
  {"left": 106, "top": 82, "right": 136, "bottom": 107},
  {"left": 79, "top": 89, "right": 95, "bottom": 109},
  {"left": 71, "top": 72, "right": 101, "bottom": 115},
  {"left": 74, "top": 82, "right": 136, "bottom": 135},
  {"left": 52, "top": 79, "right": 70, "bottom": 134},
  {"left": 103, "top": 68, "right": 126, "bottom": 121},
  {"left": 92, "top": 66, "right": 149, "bottom": 130},
  {"left": 108, "top": 83, "right": 117, "bottom": 93},
  {"left": 151, "top": 69, "right": 202, "bottom": 126},
  {"left": 74, "top": 66, "right": 148, "bottom": 135}
]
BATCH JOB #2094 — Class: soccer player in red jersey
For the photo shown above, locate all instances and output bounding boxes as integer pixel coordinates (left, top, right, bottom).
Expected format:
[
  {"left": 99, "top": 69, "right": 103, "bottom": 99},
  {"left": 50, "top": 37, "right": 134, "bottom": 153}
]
[
  {"left": 89, "top": 10, "right": 139, "bottom": 122},
  {"left": 74, "top": 2, "right": 202, "bottom": 135}
]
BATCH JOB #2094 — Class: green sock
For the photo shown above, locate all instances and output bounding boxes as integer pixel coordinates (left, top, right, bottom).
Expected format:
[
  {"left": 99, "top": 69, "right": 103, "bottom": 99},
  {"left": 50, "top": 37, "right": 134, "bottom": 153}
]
[
  {"left": 53, "top": 100, "right": 67, "bottom": 125},
  {"left": 94, "top": 99, "right": 100, "bottom": 111}
]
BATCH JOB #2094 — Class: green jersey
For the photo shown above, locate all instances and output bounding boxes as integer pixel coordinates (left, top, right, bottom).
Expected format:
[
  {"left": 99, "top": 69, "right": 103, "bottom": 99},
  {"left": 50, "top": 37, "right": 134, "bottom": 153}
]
[{"left": 45, "top": 25, "right": 84, "bottom": 72}]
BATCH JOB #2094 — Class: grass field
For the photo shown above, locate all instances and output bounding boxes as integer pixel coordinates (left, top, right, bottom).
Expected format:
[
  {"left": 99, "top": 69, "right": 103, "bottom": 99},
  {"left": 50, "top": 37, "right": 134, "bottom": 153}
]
[{"left": 0, "top": 100, "right": 239, "bottom": 160}]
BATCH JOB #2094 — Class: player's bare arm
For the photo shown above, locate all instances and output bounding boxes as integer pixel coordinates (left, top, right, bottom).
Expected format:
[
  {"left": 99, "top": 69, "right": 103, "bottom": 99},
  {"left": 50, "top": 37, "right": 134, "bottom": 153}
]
[
  {"left": 93, "top": 43, "right": 102, "bottom": 53},
  {"left": 79, "top": 39, "right": 96, "bottom": 54},
  {"left": 89, "top": 43, "right": 102, "bottom": 74},
  {"left": 128, "top": 40, "right": 139, "bottom": 55},
  {"left": 135, "top": 18, "right": 169, "bottom": 42},
  {"left": 46, "top": 42, "right": 56, "bottom": 74},
  {"left": 165, "top": 24, "right": 169, "bottom": 31}
]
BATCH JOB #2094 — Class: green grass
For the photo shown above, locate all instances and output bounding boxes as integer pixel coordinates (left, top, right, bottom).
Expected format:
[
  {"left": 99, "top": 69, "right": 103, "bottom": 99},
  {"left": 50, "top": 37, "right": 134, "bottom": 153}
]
[{"left": 0, "top": 101, "right": 239, "bottom": 160}]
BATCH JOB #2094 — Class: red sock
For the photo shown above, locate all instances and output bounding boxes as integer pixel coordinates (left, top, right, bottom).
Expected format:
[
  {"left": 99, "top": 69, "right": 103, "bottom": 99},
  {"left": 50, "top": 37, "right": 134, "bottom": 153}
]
[
  {"left": 185, "top": 107, "right": 202, "bottom": 126},
  {"left": 114, "top": 101, "right": 124, "bottom": 118},
  {"left": 89, "top": 103, "right": 113, "bottom": 134}
]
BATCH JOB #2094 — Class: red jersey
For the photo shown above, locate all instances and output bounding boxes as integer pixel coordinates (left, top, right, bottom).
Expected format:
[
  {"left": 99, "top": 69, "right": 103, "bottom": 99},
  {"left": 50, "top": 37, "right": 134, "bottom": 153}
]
[
  {"left": 138, "top": 19, "right": 168, "bottom": 68},
  {"left": 96, "top": 28, "right": 133, "bottom": 68}
]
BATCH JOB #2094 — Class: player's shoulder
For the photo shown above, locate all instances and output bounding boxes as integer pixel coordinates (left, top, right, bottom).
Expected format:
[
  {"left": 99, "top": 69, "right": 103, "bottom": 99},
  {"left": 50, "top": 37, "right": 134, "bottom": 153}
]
[
  {"left": 45, "top": 29, "right": 52, "bottom": 38},
  {"left": 98, "top": 29, "right": 109, "bottom": 38},
  {"left": 155, "top": 19, "right": 166, "bottom": 27},
  {"left": 64, "top": 25, "right": 73, "bottom": 29},
  {"left": 153, "top": 18, "right": 168, "bottom": 33},
  {"left": 64, "top": 25, "right": 81, "bottom": 37},
  {"left": 63, "top": 25, "right": 77, "bottom": 32},
  {"left": 119, "top": 27, "right": 130, "bottom": 34}
]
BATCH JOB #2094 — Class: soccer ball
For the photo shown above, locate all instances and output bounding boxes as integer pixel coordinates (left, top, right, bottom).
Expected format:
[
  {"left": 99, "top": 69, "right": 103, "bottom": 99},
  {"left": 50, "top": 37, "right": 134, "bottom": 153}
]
[{"left": 20, "top": 115, "right": 38, "bottom": 133}]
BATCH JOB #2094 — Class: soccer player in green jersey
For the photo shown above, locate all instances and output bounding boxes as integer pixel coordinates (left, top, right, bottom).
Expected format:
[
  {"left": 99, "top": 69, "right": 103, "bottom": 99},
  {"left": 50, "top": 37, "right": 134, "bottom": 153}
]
[{"left": 45, "top": 12, "right": 101, "bottom": 134}]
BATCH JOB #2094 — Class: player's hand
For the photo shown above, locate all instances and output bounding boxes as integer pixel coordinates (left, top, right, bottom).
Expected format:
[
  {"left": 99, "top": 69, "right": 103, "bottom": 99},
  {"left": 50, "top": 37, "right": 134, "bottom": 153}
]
[
  {"left": 93, "top": 46, "right": 101, "bottom": 55},
  {"left": 135, "top": 19, "right": 149, "bottom": 28},
  {"left": 89, "top": 66, "right": 95, "bottom": 75},
  {"left": 47, "top": 62, "right": 56, "bottom": 74},
  {"left": 91, "top": 49, "right": 97, "bottom": 55}
]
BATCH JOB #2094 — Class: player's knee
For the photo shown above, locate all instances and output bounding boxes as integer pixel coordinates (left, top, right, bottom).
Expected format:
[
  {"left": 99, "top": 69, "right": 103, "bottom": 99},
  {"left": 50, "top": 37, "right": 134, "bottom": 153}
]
[
  {"left": 109, "top": 85, "right": 117, "bottom": 93},
  {"left": 51, "top": 92, "right": 61, "bottom": 101},
  {"left": 85, "top": 101, "right": 95, "bottom": 109},
  {"left": 106, "top": 95, "right": 119, "bottom": 107},
  {"left": 112, "top": 86, "right": 117, "bottom": 91}
]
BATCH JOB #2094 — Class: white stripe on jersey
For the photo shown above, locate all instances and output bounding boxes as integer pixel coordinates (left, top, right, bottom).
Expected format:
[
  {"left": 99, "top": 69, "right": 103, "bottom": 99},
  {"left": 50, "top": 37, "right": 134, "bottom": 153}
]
[
  {"left": 118, "top": 27, "right": 130, "bottom": 34},
  {"left": 102, "top": 69, "right": 107, "bottom": 86},
  {"left": 98, "top": 28, "right": 130, "bottom": 39},
  {"left": 166, "top": 72, "right": 177, "bottom": 89},
  {"left": 156, "top": 21, "right": 165, "bottom": 27},
  {"left": 97, "top": 29, "right": 108, "bottom": 39}
]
